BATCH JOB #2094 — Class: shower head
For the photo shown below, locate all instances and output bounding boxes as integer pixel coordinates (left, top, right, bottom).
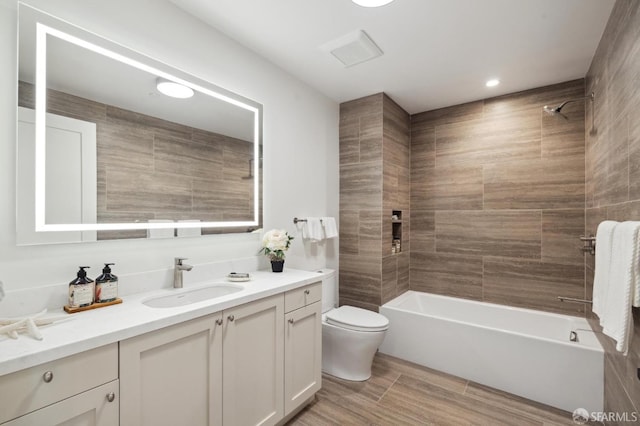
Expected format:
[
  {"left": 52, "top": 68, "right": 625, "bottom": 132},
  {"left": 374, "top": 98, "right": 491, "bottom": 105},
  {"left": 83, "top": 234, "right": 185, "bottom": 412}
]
[
  {"left": 543, "top": 92, "right": 594, "bottom": 120},
  {"left": 543, "top": 104, "right": 569, "bottom": 120}
]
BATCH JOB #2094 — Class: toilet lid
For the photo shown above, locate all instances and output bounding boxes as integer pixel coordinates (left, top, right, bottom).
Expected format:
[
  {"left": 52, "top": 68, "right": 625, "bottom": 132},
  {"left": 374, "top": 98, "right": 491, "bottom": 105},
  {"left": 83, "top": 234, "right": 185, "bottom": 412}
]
[{"left": 325, "top": 306, "right": 389, "bottom": 332}]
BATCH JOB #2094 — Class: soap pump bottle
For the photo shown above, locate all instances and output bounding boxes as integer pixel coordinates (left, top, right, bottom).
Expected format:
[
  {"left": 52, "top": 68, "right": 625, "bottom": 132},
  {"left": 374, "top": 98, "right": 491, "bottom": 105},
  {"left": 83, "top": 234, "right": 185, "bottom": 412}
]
[
  {"left": 69, "top": 266, "right": 94, "bottom": 308},
  {"left": 95, "top": 263, "right": 118, "bottom": 303}
]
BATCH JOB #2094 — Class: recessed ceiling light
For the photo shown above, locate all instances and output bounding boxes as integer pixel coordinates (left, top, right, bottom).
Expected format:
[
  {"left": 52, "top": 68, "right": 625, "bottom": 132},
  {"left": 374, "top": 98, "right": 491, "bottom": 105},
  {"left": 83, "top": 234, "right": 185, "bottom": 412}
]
[
  {"left": 485, "top": 79, "right": 500, "bottom": 88},
  {"left": 352, "top": 0, "right": 395, "bottom": 7},
  {"left": 156, "top": 78, "right": 194, "bottom": 98}
]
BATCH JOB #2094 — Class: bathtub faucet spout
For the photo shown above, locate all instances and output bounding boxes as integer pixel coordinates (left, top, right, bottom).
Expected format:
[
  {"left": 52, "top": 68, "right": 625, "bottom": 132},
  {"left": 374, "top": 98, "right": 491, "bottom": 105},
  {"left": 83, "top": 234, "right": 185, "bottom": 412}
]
[{"left": 569, "top": 331, "right": 579, "bottom": 342}]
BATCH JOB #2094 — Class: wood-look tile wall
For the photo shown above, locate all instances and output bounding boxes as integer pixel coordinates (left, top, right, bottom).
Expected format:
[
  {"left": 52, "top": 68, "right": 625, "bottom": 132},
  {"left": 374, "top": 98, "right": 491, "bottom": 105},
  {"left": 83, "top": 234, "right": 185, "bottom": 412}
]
[
  {"left": 340, "top": 94, "right": 383, "bottom": 311},
  {"left": 584, "top": 0, "right": 640, "bottom": 420},
  {"left": 382, "top": 96, "right": 411, "bottom": 304},
  {"left": 19, "top": 82, "right": 256, "bottom": 240},
  {"left": 339, "top": 94, "right": 410, "bottom": 310},
  {"left": 410, "top": 80, "right": 587, "bottom": 316}
]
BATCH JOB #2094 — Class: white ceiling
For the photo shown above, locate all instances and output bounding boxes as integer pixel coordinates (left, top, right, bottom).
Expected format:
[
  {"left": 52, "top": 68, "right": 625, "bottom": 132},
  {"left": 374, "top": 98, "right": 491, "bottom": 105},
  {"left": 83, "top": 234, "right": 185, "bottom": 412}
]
[{"left": 170, "top": 0, "right": 614, "bottom": 114}]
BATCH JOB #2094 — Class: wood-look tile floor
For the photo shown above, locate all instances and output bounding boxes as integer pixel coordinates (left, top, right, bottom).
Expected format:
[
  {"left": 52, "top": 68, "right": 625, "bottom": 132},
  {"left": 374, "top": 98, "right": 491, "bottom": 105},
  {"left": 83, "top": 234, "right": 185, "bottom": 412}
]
[{"left": 288, "top": 353, "right": 594, "bottom": 426}]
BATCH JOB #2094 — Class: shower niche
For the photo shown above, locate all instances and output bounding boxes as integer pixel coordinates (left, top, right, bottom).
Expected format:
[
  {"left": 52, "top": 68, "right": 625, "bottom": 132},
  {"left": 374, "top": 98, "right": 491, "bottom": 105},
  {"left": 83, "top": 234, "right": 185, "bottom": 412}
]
[{"left": 391, "top": 210, "right": 402, "bottom": 254}]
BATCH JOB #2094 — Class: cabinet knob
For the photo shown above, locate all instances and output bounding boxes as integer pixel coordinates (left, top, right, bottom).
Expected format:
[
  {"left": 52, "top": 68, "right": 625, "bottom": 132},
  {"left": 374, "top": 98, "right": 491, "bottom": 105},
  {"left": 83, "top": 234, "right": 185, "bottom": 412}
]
[
  {"left": 42, "top": 371, "right": 53, "bottom": 383},
  {"left": 227, "top": 315, "right": 235, "bottom": 322},
  {"left": 215, "top": 318, "right": 223, "bottom": 326},
  {"left": 288, "top": 318, "right": 295, "bottom": 324},
  {"left": 106, "top": 392, "right": 116, "bottom": 403},
  {"left": 304, "top": 289, "right": 310, "bottom": 295}
]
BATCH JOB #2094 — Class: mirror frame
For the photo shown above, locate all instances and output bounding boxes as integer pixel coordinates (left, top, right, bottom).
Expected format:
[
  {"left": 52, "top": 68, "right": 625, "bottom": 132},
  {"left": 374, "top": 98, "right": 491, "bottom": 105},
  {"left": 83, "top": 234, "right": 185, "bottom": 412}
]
[{"left": 19, "top": 4, "right": 263, "bottom": 234}]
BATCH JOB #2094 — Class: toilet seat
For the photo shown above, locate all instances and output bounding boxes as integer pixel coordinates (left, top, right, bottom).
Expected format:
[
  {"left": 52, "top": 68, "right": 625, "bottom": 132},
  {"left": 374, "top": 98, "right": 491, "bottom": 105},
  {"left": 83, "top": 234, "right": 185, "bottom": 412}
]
[{"left": 325, "top": 306, "right": 389, "bottom": 332}]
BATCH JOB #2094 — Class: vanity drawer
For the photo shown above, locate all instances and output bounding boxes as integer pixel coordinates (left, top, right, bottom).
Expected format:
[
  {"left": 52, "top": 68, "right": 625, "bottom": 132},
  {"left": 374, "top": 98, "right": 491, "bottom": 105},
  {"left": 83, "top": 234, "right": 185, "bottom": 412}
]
[
  {"left": 284, "top": 282, "right": 322, "bottom": 313},
  {"left": 0, "top": 343, "right": 118, "bottom": 424}
]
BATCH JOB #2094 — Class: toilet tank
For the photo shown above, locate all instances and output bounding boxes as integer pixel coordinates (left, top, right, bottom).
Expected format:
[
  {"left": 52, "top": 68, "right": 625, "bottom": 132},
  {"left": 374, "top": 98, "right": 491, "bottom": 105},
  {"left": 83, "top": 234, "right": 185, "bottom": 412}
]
[{"left": 315, "top": 269, "right": 336, "bottom": 313}]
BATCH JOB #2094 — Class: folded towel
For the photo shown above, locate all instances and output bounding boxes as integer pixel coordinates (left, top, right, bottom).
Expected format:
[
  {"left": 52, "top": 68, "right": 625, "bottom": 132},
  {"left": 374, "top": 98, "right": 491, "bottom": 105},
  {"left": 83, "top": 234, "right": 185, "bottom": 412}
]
[
  {"left": 592, "top": 221, "right": 618, "bottom": 317},
  {"left": 303, "top": 218, "right": 324, "bottom": 242},
  {"left": 601, "top": 221, "right": 640, "bottom": 354},
  {"left": 322, "top": 217, "right": 338, "bottom": 239},
  {"left": 177, "top": 220, "right": 202, "bottom": 238},
  {"left": 147, "top": 220, "right": 175, "bottom": 239}
]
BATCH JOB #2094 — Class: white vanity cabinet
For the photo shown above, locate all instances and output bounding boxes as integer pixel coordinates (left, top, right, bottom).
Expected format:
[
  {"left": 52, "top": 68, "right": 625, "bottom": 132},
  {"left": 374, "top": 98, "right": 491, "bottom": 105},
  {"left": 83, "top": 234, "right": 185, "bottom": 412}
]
[
  {"left": 222, "top": 294, "right": 284, "bottom": 426},
  {"left": 119, "top": 294, "right": 284, "bottom": 426},
  {"left": 0, "top": 276, "right": 323, "bottom": 426},
  {"left": 0, "top": 344, "right": 119, "bottom": 426},
  {"left": 283, "top": 282, "right": 322, "bottom": 416},
  {"left": 119, "top": 312, "right": 224, "bottom": 426}
]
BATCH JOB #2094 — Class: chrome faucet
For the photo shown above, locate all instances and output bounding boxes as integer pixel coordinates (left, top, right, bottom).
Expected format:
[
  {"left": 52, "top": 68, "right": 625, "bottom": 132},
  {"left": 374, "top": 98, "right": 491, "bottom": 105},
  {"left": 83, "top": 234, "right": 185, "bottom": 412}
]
[{"left": 173, "top": 257, "right": 193, "bottom": 288}]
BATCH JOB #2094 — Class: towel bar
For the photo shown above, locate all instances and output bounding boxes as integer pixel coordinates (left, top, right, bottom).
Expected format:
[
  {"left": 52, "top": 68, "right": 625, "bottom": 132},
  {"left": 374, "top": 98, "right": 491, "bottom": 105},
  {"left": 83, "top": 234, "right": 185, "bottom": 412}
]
[
  {"left": 293, "top": 217, "right": 323, "bottom": 225},
  {"left": 557, "top": 296, "right": 593, "bottom": 304},
  {"left": 580, "top": 235, "right": 596, "bottom": 256}
]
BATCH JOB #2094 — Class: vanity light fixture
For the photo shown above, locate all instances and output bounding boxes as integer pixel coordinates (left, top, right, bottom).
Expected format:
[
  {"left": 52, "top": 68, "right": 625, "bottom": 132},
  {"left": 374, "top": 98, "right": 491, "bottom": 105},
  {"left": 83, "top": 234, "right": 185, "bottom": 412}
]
[
  {"left": 485, "top": 78, "right": 500, "bottom": 88},
  {"left": 352, "top": 0, "right": 395, "bottom": 7},
  {"left": 156, "top": 77, "right": 194, "bottom": 99}
]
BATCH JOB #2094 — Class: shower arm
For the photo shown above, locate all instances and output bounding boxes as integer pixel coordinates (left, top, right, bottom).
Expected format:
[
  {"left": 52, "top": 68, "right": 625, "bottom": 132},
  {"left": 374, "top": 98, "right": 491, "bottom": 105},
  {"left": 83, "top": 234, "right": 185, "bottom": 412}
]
[
  {"left": 555, "top": 92, "right": 595, "bottom": 112},
  {"left": 555, "top": 99, "right": 577, "bottom": 110}
]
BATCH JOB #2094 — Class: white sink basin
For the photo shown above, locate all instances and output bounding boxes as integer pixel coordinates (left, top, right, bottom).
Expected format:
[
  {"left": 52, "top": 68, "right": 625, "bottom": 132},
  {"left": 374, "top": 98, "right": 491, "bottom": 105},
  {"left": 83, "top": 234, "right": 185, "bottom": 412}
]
[{"left": 143, "top": 284, "right": 243, "bottom": 308}]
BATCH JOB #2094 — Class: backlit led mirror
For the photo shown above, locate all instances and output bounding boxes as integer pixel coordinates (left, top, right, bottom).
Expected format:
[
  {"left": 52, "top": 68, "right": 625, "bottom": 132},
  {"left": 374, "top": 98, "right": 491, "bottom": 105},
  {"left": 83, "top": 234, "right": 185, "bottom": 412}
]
[{"left": 16, "top": 4, "right": 263, "bottom": 244}]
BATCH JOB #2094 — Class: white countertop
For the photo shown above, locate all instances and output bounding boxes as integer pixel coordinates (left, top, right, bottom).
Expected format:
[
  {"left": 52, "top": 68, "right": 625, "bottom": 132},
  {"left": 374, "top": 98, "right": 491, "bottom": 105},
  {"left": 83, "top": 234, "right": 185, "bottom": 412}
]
[{"left": 0, "top": 268, "right": 327, "bottom": 376}]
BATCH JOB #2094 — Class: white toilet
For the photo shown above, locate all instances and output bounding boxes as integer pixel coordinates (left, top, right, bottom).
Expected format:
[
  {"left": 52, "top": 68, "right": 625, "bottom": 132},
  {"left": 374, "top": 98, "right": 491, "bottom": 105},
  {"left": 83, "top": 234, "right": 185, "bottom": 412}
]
[{"left": 319, "top": 269, "right": 389, "bottom": 381}]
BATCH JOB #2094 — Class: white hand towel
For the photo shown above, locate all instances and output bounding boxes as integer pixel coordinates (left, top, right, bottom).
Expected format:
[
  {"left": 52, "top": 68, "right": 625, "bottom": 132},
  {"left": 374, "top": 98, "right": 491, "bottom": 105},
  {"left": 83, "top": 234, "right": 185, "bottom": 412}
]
[
  {"left": 147, "top": 220, "right": 175, "bottom": 239},
  {"left": 592, "top": 220, "right": 618, "bottom": 318},
  {"left": 601, "top": 221, "right": 640, "bottom": 354},
  {"left": 321, "top": 217, "right": 338, "bottom": 239},
  {"left": 303, "top": 218, "right": 324, "bottom": 242},
  {"left": 177, "top": 220, "right": 202, "bottom": 238}
]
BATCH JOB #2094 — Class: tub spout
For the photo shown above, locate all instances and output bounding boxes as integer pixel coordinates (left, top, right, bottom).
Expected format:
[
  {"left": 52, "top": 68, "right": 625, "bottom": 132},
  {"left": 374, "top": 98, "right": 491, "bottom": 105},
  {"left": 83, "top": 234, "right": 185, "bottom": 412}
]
[{"left": 569, "top": 331, "right": 579, "bottom": 342}]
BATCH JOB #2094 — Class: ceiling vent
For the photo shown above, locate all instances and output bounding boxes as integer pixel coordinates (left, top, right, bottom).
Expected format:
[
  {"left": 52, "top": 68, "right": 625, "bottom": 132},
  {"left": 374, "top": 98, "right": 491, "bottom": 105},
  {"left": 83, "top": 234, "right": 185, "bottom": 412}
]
[{"left": 320, "top": 30, "right": 383, "bottom": 67}]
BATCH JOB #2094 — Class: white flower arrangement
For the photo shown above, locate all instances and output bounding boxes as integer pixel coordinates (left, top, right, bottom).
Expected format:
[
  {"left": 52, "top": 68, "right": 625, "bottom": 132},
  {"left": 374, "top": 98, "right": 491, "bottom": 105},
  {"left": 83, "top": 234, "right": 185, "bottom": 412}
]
[{"left": 259, "top": 229, "right": 294, "bottom": 261}]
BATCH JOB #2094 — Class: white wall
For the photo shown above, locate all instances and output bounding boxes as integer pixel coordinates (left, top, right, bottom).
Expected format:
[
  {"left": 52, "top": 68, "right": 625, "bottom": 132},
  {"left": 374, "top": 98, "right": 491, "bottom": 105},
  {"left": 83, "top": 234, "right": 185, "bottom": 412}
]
[{"left": 0, "top": 0, "right": 339, "bottom": 300}]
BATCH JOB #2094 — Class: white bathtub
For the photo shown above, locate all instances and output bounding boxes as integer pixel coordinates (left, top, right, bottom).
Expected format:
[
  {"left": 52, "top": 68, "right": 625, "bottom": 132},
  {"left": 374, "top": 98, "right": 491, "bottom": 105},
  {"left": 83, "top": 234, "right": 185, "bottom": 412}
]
[{"left": 379, "top": 291, "right": 604, "bottom": 413}]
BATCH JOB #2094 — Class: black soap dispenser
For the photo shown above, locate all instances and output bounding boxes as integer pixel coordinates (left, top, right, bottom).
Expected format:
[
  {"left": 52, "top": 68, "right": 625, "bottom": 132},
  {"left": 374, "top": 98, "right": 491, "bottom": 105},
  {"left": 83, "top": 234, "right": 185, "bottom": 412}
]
[
  {"left": 68, "top": 266, "right": 95, "bottom": 308},
  {"left": 95, "top": 263, "right": 118, "bottom": 303}
]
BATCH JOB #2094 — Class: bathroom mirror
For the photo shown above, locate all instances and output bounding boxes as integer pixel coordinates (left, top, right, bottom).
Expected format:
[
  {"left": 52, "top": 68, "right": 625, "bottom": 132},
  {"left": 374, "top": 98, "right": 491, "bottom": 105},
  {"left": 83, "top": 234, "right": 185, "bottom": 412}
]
[{"left": 16, "top": 4, "right": 262, "bottom": 244}]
